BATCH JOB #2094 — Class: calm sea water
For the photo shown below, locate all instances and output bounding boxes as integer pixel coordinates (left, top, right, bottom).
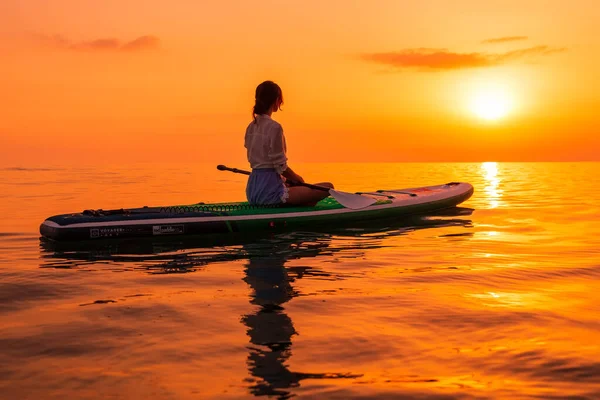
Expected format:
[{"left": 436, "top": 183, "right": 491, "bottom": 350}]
[{"left": 1, "top": 162, "right": 599, "bottom": 399}]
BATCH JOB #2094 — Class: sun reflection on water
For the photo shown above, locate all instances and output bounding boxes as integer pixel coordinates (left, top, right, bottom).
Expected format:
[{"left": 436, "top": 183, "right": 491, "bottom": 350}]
[
  {"left": 481, "top": 162, "right": 502, "bottom": 209},
  {"left": 466, "top": 291, "right": 548, "bottom": 309}
]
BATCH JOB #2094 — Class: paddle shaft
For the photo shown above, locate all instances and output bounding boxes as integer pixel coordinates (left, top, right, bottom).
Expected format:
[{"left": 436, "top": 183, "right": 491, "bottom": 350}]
[{"left": 217, "top": 165, "right": 330, "bottom": 192}]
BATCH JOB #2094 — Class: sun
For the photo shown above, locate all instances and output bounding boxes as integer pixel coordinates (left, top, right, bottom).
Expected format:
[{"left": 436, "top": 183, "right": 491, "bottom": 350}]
[{"left": 469, "top": 86, "right": 513, "bottom": 121}]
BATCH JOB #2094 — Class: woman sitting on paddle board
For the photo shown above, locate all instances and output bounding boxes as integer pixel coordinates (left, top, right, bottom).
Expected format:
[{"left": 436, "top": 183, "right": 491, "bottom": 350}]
[{"left": 245, "top": 81, "right": 333, "bottom": 206}]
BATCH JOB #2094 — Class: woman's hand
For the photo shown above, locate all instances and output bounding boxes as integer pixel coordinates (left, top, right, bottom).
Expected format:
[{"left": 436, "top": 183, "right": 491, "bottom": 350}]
[{"left": 282, "top": 167, "right": 304, "bottom": 185}]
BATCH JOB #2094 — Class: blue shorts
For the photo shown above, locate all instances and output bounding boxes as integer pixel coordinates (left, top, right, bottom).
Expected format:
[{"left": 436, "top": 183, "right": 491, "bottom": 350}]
[{"left": 246, "top": 168, "right": 289, "bottom": 205}]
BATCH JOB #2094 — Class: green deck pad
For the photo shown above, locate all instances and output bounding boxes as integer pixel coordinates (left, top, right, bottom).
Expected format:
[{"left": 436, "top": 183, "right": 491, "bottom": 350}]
[{"left": 170, "top": 196, "right": 392, "bottom": 216}]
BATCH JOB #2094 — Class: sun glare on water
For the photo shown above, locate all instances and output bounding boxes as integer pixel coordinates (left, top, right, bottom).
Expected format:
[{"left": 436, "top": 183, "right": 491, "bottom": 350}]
[{"left": 469, "top": 85, "right": 514, "bottom": 121}]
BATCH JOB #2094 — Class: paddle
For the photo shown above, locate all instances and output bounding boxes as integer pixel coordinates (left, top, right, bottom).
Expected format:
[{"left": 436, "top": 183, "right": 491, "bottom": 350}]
[{"left": 216, "top": 165, "right": 377, "bottom": 210}]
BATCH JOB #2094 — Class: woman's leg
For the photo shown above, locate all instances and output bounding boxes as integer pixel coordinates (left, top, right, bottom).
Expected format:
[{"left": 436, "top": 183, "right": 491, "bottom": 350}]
[{"left": 286, "top": 182, "right": 334, "bottom": 206}]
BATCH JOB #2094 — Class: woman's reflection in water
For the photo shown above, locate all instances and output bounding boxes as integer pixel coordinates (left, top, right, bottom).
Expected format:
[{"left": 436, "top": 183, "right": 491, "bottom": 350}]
[{"left": 241, "top": 238, "right": 360, "bottom": 398}]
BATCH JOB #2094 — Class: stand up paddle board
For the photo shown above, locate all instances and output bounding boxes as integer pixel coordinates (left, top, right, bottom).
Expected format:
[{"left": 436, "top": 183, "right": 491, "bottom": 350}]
[{"left": 40, "top": 182, "right": 473, "bottom": 242}]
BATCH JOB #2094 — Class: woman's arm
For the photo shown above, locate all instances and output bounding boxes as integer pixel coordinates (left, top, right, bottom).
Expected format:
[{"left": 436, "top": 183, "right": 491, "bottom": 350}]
[{"left": 269, "top": 124, "right": 289, "bottom": 175}]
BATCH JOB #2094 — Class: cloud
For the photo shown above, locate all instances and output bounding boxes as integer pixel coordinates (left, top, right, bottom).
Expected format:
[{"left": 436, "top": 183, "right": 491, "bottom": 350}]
[
  {"left": 362, "top": 46, "right": 566, "bottom": 71},
  {"left": 482, "top": 36, "right": 529, "bottom": 44},
  {"left": 32, "top": 34, "right": 160, "bottom": 52},
  {"left": 121, "top": 35, "right": 160, "bottom": 51},
  {"left": 496, "top": 45, "right": 566, "bottom": 61},
  {"left": 73, "top": 38, "right": 121, "bottom": 51},
  {"left": 363, "top": 48, "right": 491, "bottom": 70}
]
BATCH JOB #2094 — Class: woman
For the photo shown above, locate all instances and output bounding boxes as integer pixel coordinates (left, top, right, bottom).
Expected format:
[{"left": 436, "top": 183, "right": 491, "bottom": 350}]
[{"left": 244, "top": 81, "right": 333, "bottom": 206}]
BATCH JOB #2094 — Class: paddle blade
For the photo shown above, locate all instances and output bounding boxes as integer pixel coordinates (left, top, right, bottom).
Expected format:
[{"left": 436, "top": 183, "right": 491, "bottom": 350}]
[{"left": 329, "top": 190, "right": 378, "bottom": 210}]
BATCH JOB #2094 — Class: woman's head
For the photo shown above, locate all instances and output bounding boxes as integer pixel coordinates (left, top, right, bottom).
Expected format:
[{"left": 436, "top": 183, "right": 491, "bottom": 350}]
[{"left": 253, "top": 81, "right": 283, "bottom": 118}]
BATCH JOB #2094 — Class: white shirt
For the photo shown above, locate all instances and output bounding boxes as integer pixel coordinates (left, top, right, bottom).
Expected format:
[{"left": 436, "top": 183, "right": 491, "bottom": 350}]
[{"left": 244, "top": 114, "right": 288, "bottom": 174}]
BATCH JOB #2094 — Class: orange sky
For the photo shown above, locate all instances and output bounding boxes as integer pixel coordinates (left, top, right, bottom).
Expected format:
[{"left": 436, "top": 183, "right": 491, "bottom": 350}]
[{"left": 1, "top": 0, "right": 599, "bottom": 164}]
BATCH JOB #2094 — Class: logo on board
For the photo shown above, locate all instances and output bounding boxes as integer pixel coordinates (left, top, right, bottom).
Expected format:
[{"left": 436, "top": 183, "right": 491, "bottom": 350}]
[{"left": 152, "top": 225, "right": 184, "bottom": 235}]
